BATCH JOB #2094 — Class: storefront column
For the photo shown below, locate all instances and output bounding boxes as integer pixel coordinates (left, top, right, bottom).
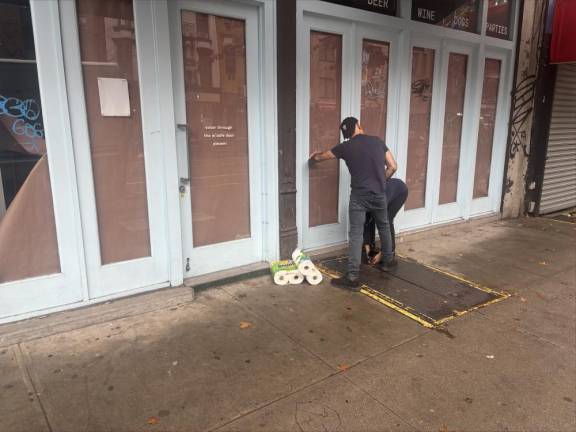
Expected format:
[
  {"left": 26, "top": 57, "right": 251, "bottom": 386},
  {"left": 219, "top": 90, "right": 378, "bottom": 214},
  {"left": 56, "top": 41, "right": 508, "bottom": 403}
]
[
  {"left": 277, "top": 0, "right": 298, "bottom": 258},
  {"left": 501, "top": 0, "right": 548, "bottom": 218}
]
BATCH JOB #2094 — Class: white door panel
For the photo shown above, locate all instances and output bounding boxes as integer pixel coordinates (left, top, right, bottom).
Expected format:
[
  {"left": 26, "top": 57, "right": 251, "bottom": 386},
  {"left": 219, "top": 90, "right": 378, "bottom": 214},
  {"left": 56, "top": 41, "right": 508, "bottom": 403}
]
[{"left": 170, "top": 0, "right": 263, "bottom": 277}]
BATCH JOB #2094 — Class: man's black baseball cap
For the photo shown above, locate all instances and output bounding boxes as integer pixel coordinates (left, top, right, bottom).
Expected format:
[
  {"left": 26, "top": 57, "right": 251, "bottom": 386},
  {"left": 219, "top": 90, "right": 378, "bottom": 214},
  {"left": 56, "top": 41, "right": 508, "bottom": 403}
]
[{"left": 340, "top": 117, "right": 358, "bottom": 139}]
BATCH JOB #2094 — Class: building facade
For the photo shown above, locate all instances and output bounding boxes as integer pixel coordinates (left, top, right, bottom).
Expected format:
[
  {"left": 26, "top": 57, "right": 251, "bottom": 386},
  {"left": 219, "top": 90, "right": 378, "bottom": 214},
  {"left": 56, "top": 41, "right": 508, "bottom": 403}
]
[{"left": 0, "top": 0, "right": 529, "bottom": 322}]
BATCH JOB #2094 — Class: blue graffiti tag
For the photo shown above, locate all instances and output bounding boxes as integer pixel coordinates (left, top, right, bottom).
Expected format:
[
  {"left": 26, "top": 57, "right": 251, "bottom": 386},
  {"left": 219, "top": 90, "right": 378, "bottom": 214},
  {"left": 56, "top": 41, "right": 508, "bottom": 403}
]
[
  {"left": 0, "top": 94, "right": 44, "bottom": 153},
  {"left": 0, "top": 95, "right": 40, "bottom": 120}
]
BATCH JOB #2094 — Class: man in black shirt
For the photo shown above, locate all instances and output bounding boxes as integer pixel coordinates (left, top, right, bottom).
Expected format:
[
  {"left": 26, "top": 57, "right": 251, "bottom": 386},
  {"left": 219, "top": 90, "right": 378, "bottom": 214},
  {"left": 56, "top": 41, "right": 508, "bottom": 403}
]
[{"left": 309, "top": 117, "right": 397, "bottom": 290}]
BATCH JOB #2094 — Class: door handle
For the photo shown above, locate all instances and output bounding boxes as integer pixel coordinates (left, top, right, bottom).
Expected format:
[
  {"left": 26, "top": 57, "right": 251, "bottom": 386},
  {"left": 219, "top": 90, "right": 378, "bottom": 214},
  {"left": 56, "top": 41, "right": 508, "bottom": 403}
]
[
  {"left": 177, "top": 123, "right": 188, "bottom": 144},
  {"left": 178, "top": 124, "right": 189, "bottom": 195}
]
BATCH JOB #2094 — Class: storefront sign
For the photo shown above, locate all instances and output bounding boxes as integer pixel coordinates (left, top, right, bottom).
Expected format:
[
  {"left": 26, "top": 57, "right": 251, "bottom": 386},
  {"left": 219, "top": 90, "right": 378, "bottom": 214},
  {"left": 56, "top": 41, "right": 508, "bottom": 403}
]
[
  {"left": 411, "top": 0, "right": 479, "bottom": 33},
  {"left": 486, "top": 0, "right": 511, "bottom": 40},
  {"left": 322, "top": 0, "right": 397, "bottom": 17}
]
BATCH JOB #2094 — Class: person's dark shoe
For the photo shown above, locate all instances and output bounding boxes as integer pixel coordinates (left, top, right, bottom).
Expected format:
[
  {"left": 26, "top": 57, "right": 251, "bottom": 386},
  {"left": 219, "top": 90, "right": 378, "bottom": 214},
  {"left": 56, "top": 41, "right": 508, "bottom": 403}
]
[
  {"left": 331, "top": 275, "right": 361, "bottom": 292},
  {"left": 378, "top": 257, "right": 398, "bottom": 272}
]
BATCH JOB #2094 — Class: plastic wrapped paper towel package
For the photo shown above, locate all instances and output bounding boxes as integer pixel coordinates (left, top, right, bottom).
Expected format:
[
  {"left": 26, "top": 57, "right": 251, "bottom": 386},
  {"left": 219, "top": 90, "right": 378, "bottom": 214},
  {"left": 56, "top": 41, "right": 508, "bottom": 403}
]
[
  {"left": 270, "top": 249, "right": 323, "bottom": 286},
  {"left": 270, "top": 260, "right": 305, "bottom": 285}
]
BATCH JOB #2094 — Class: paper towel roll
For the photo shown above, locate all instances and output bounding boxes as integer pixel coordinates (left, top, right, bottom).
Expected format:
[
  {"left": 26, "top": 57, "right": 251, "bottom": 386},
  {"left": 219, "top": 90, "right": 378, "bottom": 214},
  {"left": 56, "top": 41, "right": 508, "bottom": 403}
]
[
  {"left": 292, "top": 248, "right": 303, "bottom": 262},
  {"left": 305, "top": 270, "right": 323, "bottom": 285},
  {"left": 289, "top": 271, "right": 305, "bottom": 284},
  {"left": 273, "top": 271, "right": 290, "bottom": 285},
  {"left": 292, "top": 248, "right": 317, "bottom": 276}
]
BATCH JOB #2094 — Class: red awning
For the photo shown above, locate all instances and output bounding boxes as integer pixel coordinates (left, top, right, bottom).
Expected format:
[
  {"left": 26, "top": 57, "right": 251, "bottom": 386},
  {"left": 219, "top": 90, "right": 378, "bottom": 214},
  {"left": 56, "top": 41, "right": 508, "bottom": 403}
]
[{"left": 550, "top": 0, "right": 576, "bottom": 64}]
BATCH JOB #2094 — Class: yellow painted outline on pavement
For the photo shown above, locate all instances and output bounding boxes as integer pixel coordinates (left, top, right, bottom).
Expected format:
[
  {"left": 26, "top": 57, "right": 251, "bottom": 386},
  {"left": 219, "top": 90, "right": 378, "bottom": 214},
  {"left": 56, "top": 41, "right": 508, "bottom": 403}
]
[
  {"left": 317, "top": 257, "right": 510, "bottom": 329},
  {"left": 360, "top": 286, "right": 436, "bottom": 328}
]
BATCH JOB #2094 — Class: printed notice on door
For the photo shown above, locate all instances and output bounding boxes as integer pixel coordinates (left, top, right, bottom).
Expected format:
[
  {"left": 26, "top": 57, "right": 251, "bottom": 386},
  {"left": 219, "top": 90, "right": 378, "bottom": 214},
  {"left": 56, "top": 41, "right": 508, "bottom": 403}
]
[
  {"left": 181, "top": 11, "right": 251, "bottom": 247},
  {"left": 203, "top": 125, "right": 235, "bottom": 147}
]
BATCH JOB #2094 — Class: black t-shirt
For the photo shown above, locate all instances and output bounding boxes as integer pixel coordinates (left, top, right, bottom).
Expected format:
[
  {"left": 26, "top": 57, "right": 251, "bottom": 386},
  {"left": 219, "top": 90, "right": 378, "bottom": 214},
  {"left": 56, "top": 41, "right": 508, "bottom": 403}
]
[{"left": 331, "top": 134, "right": 389, "bottom": 194}]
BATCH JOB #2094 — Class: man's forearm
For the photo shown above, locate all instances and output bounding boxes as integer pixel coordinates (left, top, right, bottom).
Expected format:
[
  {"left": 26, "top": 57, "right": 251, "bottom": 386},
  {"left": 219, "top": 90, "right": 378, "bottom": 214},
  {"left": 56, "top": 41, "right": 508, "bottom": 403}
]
[
  {"left": 310, "top": 150, "right": 335, "bottom": 162},
  {"left": 385, "top": 167, "right": 396, "bottom": 178}
]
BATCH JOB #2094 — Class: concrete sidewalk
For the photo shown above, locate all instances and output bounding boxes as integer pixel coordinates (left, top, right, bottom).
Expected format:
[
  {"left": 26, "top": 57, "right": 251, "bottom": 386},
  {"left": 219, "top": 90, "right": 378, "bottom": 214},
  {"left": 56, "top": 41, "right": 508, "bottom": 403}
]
[{"left": 1, "top": 217, "right": 574, "bottom": 432}]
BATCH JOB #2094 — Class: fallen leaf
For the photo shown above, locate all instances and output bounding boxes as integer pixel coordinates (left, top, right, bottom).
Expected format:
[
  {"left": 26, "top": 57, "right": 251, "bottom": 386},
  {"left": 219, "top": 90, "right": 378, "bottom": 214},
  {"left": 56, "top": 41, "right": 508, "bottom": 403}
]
[
  {"left": 486, "top": 355, "right": 495, "bottom": 359},
  {"left": 147, "top": 416, "right": 160, "bottom": 425},
  {"left": 538, "top": 261, "right": 548, "bottom": 266},
  {"left": 172, "top": 361, "right": 178, "bottom": 366},
  {"left": 239, "top": 321, "right": 253, "bottom": 329},
  {"left": 337, "top": 364, "right": 351, "bottom": 371}
]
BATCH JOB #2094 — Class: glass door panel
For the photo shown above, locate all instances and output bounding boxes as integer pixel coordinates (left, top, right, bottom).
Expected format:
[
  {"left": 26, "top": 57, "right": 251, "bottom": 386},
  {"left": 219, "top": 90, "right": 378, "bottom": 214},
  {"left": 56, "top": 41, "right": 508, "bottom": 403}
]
[
  {"left": 405, "top": 47, "right": 435, "bottom": 211},
  {"left": 309, "top": 31, "right": 342, "bottom": 227},
  {"left": 439, "top": 53, "right": 468, "bottom": 205},
  {"left": 76, "top": 0, "right": 151, "bottom": 264},
  {"left": 360, "top": 39, "right": 390, "bottom": 138},
  {"left": 474, "top": 58, "right": 501, "bottom": 198},
  {"left": 181, "top": 11, "right": 251, "bottom": 246},
  {"left": 0, "top": 0, "right": 60, "bottom": 283}
]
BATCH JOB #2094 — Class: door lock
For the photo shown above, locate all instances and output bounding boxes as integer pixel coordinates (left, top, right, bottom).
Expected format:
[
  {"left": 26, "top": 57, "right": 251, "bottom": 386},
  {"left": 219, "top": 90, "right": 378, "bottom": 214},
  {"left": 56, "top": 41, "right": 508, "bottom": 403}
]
[{"left": 179, "top": 177, "right": 190, "bottom": 194}]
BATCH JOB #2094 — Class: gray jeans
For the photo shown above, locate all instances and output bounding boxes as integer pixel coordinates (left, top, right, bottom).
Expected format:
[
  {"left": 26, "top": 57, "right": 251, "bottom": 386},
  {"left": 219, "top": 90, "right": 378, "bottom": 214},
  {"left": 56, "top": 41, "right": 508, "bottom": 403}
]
[{"left": 348, "top": 191, "right": 394, "bottom": 280}]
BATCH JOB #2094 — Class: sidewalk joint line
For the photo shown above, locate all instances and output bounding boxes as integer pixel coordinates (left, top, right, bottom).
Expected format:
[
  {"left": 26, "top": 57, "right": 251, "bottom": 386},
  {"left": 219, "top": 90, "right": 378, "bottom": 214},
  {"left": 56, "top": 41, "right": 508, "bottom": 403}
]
[{"left": 16, "top": 343, "right": 54, "bottom": 432}]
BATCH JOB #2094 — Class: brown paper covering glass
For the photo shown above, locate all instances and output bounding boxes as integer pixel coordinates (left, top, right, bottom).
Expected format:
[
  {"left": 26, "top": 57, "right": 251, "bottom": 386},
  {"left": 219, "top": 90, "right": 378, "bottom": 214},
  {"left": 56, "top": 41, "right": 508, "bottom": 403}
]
[{"left": 309, "top": 31, "right": 342, "bottom": 227}]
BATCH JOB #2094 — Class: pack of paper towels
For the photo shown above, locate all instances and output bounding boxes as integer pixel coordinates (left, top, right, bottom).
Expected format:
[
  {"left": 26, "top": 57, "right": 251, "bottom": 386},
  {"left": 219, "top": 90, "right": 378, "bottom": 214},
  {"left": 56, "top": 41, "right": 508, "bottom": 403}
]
[{"left": 270, "top": 249, "right": 323, "bottom": 286}]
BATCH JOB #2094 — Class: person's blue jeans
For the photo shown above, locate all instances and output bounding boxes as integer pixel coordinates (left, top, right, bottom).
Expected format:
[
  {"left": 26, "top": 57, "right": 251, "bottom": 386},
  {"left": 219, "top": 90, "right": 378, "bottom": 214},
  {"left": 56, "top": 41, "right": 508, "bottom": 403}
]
[{"left": 348, "top": 191, "right": 393, "bottom": 280}]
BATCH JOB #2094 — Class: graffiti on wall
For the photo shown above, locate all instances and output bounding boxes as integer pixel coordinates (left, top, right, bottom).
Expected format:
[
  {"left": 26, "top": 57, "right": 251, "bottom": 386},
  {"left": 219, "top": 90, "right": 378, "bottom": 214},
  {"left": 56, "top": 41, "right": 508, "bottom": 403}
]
[
  {"left": 0, "top": 94, "right": 44, "bottom": 154},
  {"left": 507, "top": 0, "right": 548, "bottom": 162},
  {"left": 509, "top": 73, "right": 536, "bottom": 159}
]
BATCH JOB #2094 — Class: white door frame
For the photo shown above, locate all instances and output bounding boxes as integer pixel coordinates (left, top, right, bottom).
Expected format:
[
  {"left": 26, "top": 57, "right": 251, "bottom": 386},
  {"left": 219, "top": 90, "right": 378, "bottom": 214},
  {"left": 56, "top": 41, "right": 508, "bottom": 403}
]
[
  {"left": 297, "top": 15, "right": 354, "bottom": 251},
  {"left": 60, "top": 0, "right": 170, "bottom": 298},
  {"left": 400, "top": 34, "right": 444, "bottom": 230},
  {"left": 169, "top": 0, "right": 279, "bottom": 277},
  {"left": 432, "top": 40, "right": 478, "bottom": 224},
  {"left": 0, "top": 0, "right": 85, "bottom": 322},
  {"left": 469, "top": 47, "right": 511, "bottom": 217}
]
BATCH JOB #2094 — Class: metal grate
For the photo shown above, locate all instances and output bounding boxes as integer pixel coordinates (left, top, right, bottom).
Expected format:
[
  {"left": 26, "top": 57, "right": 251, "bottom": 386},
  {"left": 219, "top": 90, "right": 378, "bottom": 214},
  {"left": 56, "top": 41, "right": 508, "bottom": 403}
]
[{"left": 540, "top": 63, "right": 576, "bottom": 214}]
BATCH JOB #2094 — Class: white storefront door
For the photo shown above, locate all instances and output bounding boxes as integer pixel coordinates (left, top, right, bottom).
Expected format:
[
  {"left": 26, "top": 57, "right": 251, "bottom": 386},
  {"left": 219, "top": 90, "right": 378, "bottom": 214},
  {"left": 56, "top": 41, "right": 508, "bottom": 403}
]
[
  {"left": 60, "top": 0, "right": 170, "bottom": 299},
  {"left": 170, "top": 0, "right": 265, "bottom": 277},
  {"left": 298, "top": 14, "right": 400, "bottom": 251}
]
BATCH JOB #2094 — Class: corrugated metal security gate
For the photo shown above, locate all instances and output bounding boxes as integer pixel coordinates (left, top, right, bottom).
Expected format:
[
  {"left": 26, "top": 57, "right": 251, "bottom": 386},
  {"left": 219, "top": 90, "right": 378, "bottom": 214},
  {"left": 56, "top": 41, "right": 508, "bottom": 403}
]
[{"left": 539, "top": 63, "right": 576, "bottom": 214}]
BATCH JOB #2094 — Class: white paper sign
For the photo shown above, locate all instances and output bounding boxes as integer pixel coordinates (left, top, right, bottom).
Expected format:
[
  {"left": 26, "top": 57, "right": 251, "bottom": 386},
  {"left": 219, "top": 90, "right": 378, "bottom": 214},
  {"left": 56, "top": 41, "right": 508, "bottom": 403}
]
[{"left": 97, "top": 77, "right": 131, "bottom": 117}]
